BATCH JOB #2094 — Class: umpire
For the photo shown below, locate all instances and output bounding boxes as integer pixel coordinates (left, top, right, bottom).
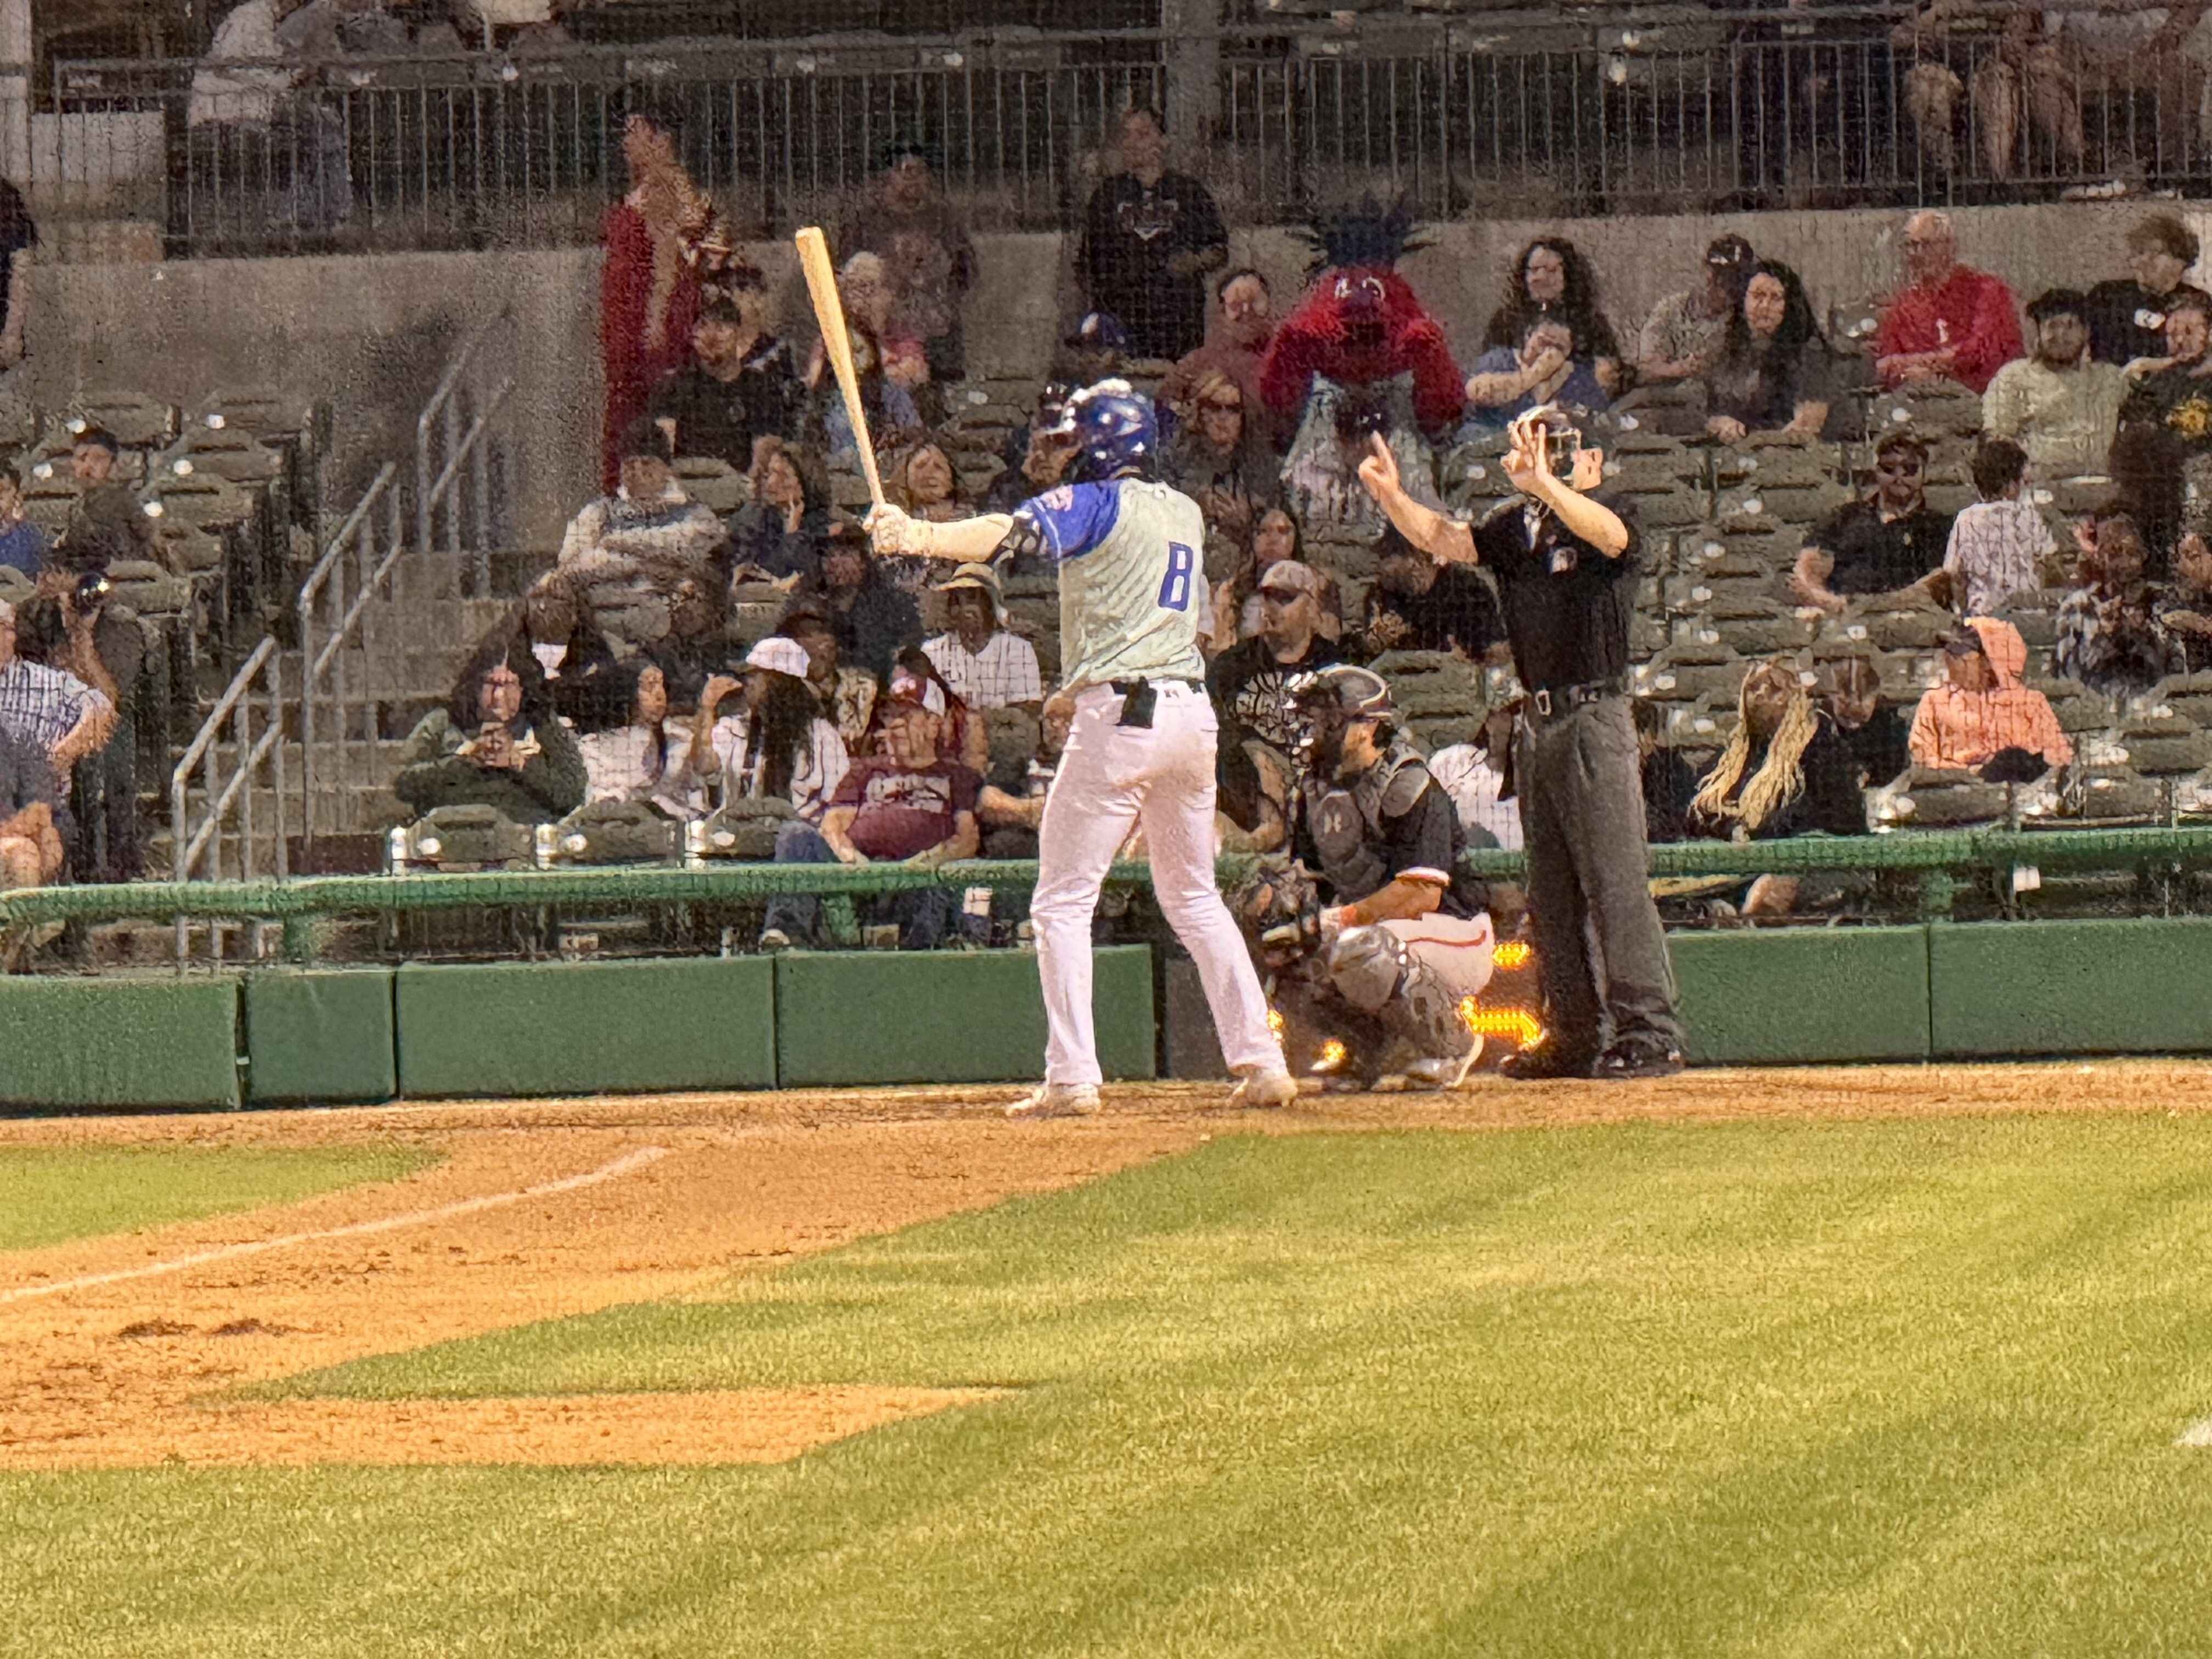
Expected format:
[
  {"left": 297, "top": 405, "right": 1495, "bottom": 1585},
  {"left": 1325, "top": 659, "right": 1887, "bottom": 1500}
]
[{"left": 1357, "top": 413, "right": 1685, "bottom": 1079}]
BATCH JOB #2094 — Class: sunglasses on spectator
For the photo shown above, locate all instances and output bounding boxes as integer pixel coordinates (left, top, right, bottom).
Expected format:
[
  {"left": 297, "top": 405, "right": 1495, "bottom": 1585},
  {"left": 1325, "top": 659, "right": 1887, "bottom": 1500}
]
[{"left": 1874, "top": 454, "right": 1925, "bottom": 475}]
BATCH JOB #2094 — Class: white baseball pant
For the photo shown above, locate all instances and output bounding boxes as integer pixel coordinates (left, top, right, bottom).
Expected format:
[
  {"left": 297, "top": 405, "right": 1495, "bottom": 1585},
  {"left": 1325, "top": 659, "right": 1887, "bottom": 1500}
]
[{"left": 1033, "top": 681, "right": 1282, "bottom": 1085}]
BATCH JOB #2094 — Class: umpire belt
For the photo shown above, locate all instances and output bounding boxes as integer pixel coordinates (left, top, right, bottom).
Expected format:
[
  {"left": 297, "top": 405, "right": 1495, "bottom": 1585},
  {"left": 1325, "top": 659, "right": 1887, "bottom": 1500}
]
[{"left": 1528, "top": 678, "right": 1624, "bottom": 720}]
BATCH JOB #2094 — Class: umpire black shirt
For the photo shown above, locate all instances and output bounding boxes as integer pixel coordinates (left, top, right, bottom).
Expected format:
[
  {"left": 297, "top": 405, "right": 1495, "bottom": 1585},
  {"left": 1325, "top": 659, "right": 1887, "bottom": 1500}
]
[{"left": 1470, "top": 494, "right": 1639, "bottom": 693}]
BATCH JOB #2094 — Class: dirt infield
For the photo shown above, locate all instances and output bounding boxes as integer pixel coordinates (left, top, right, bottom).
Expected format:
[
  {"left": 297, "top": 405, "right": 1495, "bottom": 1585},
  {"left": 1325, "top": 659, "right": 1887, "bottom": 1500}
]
[{"left": 3, "top": 1061, "right": 2208, "bottom": 1470}]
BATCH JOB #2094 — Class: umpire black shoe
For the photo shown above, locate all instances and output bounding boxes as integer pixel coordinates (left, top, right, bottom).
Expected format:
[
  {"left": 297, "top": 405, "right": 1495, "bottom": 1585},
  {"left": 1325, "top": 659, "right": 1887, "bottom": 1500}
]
[
  {"left": 1498, "top": 1039, "right": 1594, "bottom": 1081},
  {"left": 1593, "top": 1037, "right": 1687, "bottom": 1081}
]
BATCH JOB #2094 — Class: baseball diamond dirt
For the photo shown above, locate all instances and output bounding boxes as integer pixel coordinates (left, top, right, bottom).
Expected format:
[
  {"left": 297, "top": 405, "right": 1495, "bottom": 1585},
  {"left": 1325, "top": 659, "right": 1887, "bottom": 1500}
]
[{"left": 5, "top": 1062, "right": 2212, "bottom": 1471}]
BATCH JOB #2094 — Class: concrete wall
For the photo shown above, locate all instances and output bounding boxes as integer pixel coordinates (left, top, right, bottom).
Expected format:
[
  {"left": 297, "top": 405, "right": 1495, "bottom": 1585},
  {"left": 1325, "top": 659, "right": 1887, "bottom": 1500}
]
[
  {"left": 24, "top": 247, "right": 601, "bottom": 551},
  {"left": 24, "top": 199, "right": 2212, "bottom": 552}
]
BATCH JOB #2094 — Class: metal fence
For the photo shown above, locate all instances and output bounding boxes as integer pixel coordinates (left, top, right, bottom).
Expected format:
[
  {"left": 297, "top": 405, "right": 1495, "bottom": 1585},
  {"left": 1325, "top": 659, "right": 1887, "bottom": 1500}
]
[{"left": 40, "top": 9, "right": 2212, "bottom": 257}]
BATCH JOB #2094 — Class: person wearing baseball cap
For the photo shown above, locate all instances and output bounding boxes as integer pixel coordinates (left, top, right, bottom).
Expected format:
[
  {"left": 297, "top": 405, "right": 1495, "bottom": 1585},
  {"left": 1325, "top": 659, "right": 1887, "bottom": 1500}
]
[
  {"left": 923, "top": 562, "right": 1042, "bottom": 713},
  {"left": 686, "top": 632, "right": 850, "bottom": 825},
  {"left": 1205, "top": 557, "right": 1342, "bottom": 753},
  {"left": 1635, "top": 232, "right": 1756, "bottom": 386},
  {"left": 1362, "top": 407, "right": 1686, "bottom": 1081},
  {"left": 757, "top": 651, "right": 983, "bottom": 953}
]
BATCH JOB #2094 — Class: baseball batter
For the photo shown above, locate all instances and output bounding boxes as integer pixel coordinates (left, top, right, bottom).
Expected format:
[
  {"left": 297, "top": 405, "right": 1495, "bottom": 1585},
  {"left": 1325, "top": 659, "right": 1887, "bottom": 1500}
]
[{"left": 868, "top": 381, "right": 1297, "bottom": 1116}]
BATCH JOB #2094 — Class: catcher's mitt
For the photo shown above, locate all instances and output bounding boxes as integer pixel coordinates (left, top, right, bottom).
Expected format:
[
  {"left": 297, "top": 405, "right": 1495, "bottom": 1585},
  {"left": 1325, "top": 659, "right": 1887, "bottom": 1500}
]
[{"left": 1226, "top": 854, "right": 1325, "bottom": 964}]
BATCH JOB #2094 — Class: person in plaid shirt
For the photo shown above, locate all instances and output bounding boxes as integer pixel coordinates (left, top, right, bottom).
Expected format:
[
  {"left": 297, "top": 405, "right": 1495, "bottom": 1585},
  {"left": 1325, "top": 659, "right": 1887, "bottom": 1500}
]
[
  {"left": 922, "top": 563, "right": 1042, "bottom": 714},
  {"left": 0, "top": 597, "right": 111, "bottom": 786}
]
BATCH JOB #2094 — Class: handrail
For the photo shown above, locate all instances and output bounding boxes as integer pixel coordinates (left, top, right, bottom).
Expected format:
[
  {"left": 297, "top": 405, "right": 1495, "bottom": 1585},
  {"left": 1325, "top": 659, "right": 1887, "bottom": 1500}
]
[
  {"left": 416, "top": 337, "right": 475, "bottom": 561},
  {"left": 29, "top": 827, "right": 2212, "bottom": 933},
  {"left": 297, "top": 462, "right": 402, "bottom": 859},
  {"left": 171, "top": 634, "right": 278, "bottom": 791},
  {"left": 176, "top": 725, "right": 284, "bottom": 873},
  {"left": 164, "top": 631, "right": 287, "bottom": 958},
  {"left": 296, "top": 462, "right": 397, "bottom": 617}
]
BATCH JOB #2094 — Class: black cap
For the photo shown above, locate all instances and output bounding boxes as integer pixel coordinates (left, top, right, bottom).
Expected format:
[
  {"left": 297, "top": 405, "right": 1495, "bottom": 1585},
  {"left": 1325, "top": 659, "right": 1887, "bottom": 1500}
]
[{"left": 1706, "top": 234, "right": 1754, "bottom": 269}]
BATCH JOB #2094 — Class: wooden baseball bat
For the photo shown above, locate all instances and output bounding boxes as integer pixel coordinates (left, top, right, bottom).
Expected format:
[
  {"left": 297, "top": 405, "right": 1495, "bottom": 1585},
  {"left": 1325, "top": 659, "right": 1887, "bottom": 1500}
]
[{"left": 793, "top": 225, "right": 885, "bottom": 511}]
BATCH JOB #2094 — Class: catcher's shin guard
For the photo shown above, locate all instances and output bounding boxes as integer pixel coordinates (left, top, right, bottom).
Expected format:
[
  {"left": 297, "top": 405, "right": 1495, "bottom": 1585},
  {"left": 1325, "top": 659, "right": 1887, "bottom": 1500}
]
[{"left": 1325, "top": 923, "right": 1475, "bottom": 1064}]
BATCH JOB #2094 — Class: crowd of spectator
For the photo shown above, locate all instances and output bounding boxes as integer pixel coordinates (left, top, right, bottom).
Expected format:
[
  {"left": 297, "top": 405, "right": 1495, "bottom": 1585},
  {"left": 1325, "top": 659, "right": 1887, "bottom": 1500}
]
[{"left": 355, "top": 111, "right": 2212, "bottom": 936}]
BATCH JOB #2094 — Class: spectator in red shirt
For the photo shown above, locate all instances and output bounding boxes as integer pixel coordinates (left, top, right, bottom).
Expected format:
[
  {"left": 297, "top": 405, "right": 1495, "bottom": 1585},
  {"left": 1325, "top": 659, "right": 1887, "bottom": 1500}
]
[
  {"left": 758, "top": 664, "right": 981, "bottom": 951},
  {"left": 1874, "top": 211, "right": 2024, "bottom": 396}
]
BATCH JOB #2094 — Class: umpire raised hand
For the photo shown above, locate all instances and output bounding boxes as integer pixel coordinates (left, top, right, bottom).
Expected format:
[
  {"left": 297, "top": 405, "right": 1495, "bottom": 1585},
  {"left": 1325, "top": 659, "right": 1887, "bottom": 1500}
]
[{"left": 1357, "top": 413, "right": 1685, "bottom": 1079}]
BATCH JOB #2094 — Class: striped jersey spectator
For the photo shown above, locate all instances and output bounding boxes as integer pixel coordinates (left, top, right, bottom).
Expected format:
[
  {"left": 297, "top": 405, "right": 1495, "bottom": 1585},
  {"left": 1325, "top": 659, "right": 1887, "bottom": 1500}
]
[
  {"left": 922, "top": 563, "right": 1043, "bottom": 713},
  {"left": 1942, "top": 439, "right": 2057, "bottom": 616}
]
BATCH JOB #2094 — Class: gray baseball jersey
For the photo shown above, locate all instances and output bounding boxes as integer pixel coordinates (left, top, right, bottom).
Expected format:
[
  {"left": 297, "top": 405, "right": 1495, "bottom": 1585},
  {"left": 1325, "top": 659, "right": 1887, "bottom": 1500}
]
[{"left": 1013, "top": 479, "right": 1207, "bottom": 688}]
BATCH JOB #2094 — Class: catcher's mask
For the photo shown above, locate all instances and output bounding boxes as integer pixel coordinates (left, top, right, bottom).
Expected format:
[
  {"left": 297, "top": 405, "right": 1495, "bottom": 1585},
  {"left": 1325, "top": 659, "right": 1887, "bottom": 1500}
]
[{"left": 1286, "top": 664, "right": 1396, "bottom": 779}]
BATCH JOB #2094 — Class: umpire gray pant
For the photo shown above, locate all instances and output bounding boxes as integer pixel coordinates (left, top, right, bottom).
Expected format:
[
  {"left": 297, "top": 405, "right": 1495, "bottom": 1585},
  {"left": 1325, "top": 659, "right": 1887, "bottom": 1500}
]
[{"left": 1515, "top": 693, "right": 1684, "bottom": 1058}]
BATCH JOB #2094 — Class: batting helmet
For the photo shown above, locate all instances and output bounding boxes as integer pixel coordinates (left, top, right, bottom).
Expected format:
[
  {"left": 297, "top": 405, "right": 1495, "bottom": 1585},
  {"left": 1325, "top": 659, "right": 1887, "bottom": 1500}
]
[{"left": 1049, "top": 379, "right": 1156, "bottom": 480}]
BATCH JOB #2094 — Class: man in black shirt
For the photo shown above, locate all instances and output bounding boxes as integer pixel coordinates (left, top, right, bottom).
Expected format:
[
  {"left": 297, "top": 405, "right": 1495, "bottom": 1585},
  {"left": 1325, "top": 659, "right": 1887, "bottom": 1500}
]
[
  {"left": 1363, "top": 526, "right": 1507, "bottom": 657},
  {"left": 2085, "top": 214, "right": 2211, "bottom": 368},
  {"left": 645, "top": 287, "right": 804, "bottom": 471},
  {"left": 1790, "top": 431, "right": 1953, "bottom": 614},
  {"left": 1359, "top": 411, "right": 1685, "bottom": 1079},
  {"left": 1254, "top": 665, "right": 1497, "bottom": 1090},
  {"left": 795, "top": 521, "right": 920, "bottom": 679},
  {"left": 1074, "top": 108, "right": 1228, "bottom": 361},
  {"left": 1206, "top": 558, "right": 1341, "bottom": 752}
]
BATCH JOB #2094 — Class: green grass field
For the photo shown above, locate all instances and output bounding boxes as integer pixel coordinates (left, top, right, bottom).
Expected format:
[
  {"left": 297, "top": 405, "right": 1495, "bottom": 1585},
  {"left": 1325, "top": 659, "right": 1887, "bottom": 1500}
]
[
  {"left": 0, "top": 1144, "right": 437, "bottom": 1254},
  {"left": 14, "top": 1115, "right": 2212, "bottom": 1656}
]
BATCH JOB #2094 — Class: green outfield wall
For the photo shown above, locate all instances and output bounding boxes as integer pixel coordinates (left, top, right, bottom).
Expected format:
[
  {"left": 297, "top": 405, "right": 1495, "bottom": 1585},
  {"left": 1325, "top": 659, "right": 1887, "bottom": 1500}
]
[{"left": 4, "top": 924, "right": 2210, "bottom": 1111}]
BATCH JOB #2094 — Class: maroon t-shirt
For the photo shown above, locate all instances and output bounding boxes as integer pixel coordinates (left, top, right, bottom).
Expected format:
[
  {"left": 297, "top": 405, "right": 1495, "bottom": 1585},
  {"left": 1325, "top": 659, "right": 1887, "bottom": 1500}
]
[{"left": 833, "top": 757, "right": 980, "bottom": 861}]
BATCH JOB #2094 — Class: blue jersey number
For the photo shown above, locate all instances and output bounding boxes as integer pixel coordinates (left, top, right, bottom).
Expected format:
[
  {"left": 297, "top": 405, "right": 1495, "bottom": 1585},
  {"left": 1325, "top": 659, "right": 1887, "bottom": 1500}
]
[{"left": 1158, "top": 541, "right": 1195, "bottom": 612}]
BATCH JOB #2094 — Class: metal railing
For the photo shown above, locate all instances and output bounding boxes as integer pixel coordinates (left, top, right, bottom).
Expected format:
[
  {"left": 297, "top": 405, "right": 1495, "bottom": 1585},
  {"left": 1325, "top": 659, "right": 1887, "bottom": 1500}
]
[
  {"left": 47, "top": 10, "right": 2212, "bottom": 255},
  {"left": 296, "top": 461, "right": 404, "bottom": 857},
  {"left": 166, "top": 631, "right": 286, "bottom": 962},
  {"left": 166, "top": 317, "right": 514, "bottom": 914},
  {"left": 416, "top": 329, "right": 512, "bottom": 594},
  {"left": 16, "top": 825, "right": 2212, "bottom": 949}
]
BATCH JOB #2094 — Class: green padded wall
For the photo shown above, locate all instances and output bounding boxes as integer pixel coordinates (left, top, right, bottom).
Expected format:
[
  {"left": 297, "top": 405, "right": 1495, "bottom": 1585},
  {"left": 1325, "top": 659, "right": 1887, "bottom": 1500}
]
[
  {"left": 1929, "top": 918, "right": 2212, "bottom": 1057},
  {"left": 0, "top": 976, "right": 240, "bottom": 1109},
  {"left": 1669, "top": 927, "right": 1932, "bottom": 1065},
  {"left": 394, "top": 957, "right": 777, "bottom": 1098},
  {"left": 245, "top": 970, "right": 397, "bottom": 1105},
  {"left": 776, "top": 946, "right": 1156, "bottom": 1086}
]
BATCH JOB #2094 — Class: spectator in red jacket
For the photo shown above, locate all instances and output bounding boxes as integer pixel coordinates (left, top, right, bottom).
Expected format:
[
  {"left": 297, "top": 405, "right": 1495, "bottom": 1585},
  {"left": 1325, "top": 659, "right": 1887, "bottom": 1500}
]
[{"left": 1875, "top": 212, "right": 2024, "bottom": 396}]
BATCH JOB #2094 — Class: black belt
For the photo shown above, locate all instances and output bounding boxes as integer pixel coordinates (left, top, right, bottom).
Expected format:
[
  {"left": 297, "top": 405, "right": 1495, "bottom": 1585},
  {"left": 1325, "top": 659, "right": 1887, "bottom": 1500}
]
[
  {"left": 1528, "top": 678, "right": 1624, "bottom": 719},
  {"left": 1110, "top": 678, "right": 1203, "bottom": 729}
]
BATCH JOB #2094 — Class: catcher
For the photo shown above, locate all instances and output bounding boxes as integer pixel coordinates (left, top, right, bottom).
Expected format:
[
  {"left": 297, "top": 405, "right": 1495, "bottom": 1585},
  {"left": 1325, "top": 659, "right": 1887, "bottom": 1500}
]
[{"left": 1236, "top": 665, "right": 1497, "bottom": 1090}]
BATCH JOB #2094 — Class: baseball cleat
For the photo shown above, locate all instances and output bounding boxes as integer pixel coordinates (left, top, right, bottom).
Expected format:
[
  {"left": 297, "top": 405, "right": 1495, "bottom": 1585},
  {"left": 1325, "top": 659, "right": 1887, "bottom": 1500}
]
[
  {"left": 1229, "top": 1068, "right": 1301, "bottom": 1109},
  {"left": 1007, "top": 1082, "right": 1101, "bottom": 1119}
]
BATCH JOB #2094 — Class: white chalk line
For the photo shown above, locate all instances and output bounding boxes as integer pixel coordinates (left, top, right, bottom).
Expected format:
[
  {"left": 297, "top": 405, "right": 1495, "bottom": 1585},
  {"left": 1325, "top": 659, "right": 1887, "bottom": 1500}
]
[
  {"left": 0, "top": 1145, "right": 671, "bottom": 1307},
  {"left": 2178, "top": 1419, "right": 2212, "bottom": 1447}
]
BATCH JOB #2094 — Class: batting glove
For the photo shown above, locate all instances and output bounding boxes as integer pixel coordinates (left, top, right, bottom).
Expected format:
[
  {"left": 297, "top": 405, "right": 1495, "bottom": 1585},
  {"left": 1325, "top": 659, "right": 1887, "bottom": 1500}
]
[{"left": 866, "top": 503, "right": 929, "bottom": 557}]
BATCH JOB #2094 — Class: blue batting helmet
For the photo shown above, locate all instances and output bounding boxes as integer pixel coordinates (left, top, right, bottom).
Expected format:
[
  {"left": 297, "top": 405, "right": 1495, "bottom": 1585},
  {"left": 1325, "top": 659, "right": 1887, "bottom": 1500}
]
[{"left": 1049, "top": 379, "right": 1156, "bottom": 480}]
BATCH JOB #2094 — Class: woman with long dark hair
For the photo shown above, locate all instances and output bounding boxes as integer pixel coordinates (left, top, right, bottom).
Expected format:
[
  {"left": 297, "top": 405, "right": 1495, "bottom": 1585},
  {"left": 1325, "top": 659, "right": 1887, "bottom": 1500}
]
[
  {"left": 577, "top": 659, "right": 705, "bottom": 817},
  {"left": 1481, "top": 236, "right": 1622, "bottom": 394},
  {"left": 394, "top": 635, "right": 586, "bottom": 822},
  {"left": 1702, "top": 259, "right": 1843, "bottom": 440},
  {"left": 722, "top": 437, "right": 830, "bottom": 583},
  {"left": 688, "top": 635, "right": 849, "bottom": 821}
]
